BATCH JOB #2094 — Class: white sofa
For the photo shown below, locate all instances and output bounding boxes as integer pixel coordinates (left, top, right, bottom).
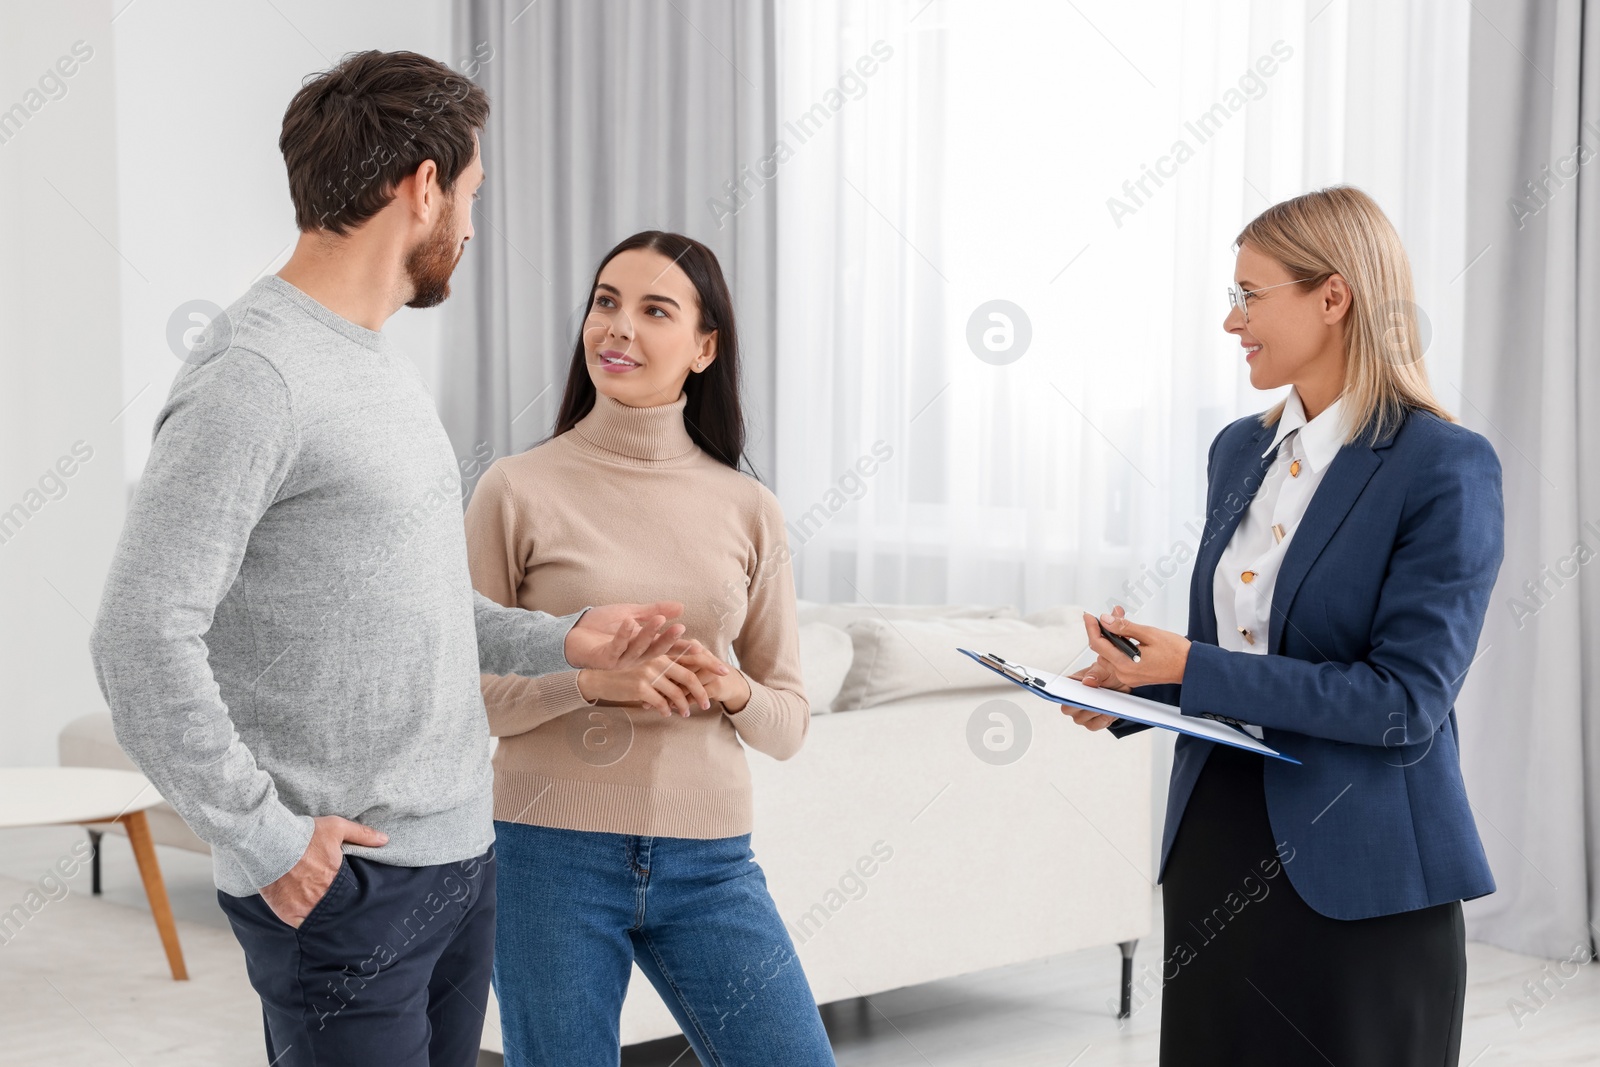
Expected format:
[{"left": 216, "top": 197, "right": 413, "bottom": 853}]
[{"left": 60, "top": 601, "right": 1153, "bottom": 1051}]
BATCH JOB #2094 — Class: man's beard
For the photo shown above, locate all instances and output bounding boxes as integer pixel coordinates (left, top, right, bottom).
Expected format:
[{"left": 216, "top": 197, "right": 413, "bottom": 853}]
[{"left": 404, "top": 210, "right": 465, "bottom": 309}]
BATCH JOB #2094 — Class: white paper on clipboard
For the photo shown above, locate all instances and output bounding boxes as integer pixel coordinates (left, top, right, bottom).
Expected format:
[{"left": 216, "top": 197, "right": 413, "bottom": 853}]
[{"left": 957, "top": 647, "right": 1300, "bottom": 764}]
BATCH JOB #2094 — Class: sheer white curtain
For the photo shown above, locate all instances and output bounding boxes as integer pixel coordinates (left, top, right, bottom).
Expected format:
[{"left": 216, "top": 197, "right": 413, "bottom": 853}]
[
  {"left": 772, "top": 0, "right": 1468, "bottom": 633},
  {"left": 772, "top": 0, "right": 1470, "bottom": 880},
  {"left": 1457, "top": 0, "right": 1600, "bottom": 962}
]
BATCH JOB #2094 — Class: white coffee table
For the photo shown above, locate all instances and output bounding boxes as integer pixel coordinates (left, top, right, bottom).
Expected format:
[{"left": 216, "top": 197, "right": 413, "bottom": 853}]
[{"left": 0, "top": 767, "right": 188, "bottom": 980}]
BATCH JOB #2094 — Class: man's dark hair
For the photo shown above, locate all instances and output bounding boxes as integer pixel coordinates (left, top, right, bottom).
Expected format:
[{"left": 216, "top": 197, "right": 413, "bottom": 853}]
[{"left": 279, "top": 50, "right": 488, "bottom": 235}]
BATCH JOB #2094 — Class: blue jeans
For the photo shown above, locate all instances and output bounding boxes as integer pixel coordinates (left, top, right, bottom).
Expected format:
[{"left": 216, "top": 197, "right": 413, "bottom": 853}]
[{"left": 492, "top": 822, "right": 836, "bottom": 1067}]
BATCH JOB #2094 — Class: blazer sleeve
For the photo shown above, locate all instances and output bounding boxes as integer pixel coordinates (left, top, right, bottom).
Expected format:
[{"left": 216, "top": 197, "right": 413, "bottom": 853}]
[{"left": 1176, "top": 429, "right": 1504, "bottom": 748}]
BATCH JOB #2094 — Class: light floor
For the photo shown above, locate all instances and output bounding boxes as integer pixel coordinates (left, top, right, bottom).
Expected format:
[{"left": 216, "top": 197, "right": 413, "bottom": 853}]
[{"left": 1, "top": 824, "right": 1594, "bottom": 1066}]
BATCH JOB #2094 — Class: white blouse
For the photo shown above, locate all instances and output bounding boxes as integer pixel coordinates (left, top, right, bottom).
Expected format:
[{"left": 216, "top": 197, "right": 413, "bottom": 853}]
[{"left": 1212, "top": 389, "right": 1349, "bottom": 733}]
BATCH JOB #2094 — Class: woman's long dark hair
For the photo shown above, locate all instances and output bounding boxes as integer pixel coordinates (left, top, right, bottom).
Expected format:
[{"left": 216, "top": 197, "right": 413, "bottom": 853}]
[{"left": 552, "top": 231, "right": 751, "bottom": 474}]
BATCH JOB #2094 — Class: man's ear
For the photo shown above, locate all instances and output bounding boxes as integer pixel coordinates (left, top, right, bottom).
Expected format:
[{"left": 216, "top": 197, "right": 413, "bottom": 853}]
[{"left": 402, "top": 159, "right": 442, "bottom": 222}]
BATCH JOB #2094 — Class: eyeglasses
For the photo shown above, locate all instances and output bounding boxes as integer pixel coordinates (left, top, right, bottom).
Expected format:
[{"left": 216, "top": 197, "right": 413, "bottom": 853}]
[{"left": 1226, "top": 278, "right": 1309, "bottom": 323}]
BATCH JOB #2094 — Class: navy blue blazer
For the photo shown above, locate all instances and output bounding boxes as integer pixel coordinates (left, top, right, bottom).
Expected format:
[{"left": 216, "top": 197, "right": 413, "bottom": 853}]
[{"left": 1111, "top": 406, "right": 1503, "bottom": 920}]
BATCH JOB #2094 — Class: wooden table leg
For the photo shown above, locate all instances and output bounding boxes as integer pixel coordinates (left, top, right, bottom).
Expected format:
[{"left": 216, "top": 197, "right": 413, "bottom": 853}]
[{"left": 118, "top": 810, "right": 188, "bottom": 980}]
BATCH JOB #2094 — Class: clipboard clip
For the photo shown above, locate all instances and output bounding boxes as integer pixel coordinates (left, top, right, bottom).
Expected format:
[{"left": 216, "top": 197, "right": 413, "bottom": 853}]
[{"left": 976, "top": 652, "right": 1053, "bottom": 691}]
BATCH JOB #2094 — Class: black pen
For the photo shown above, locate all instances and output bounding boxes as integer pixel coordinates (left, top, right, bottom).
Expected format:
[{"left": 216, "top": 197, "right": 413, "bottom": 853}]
[{"left": 1098, "top": 622, "right": 1141, "bottom": 662}]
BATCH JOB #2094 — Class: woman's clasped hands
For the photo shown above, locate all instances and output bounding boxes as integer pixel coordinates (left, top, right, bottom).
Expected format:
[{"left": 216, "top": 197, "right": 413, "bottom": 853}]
[{"left": 577, "top": 639, "right": 752, "bottom": 717}]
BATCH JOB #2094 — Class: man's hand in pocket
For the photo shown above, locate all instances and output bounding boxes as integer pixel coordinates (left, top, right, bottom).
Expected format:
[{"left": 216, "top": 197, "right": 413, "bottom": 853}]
[{"left": 258, "top": 815, "right": 387, "bottom": 928}]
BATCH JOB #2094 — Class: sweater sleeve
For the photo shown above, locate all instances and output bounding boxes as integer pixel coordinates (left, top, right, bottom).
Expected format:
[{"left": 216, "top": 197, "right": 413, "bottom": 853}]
[
  {"left": 725, "top": 483, "right": 810, "bottom": 760},
  {"left": 463, "top": 463, "right": 596, "bottom": 737},
  {"left": 89, "top": 350, "right": 315, "bottom": 891}
]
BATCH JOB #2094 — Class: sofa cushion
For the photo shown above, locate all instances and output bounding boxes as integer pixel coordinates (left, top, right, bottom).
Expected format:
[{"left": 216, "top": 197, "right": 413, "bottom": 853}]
[
  {"left": 795, "top": 600, "right": 1018, "bottom": 629},
  {"left": 834, "top": 612, "right": 1090, "bottom": 710},
  {"left": 797, "top": 622, "right": 853, "bottom": 713}
]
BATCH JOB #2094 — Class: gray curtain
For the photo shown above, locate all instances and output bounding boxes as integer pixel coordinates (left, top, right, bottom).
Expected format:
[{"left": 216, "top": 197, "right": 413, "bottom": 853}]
[
  {"left": 1460, "top": 0, "right": 1600, "bottom": 959},
  {"left": 442, "top": 0, "right": 778, "bottom": 482}
]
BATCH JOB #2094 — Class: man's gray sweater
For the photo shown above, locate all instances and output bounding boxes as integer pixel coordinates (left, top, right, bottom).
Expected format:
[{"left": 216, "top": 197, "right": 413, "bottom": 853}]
[{"left": 90, "top": 276, "right": 580, "bottom": 896}]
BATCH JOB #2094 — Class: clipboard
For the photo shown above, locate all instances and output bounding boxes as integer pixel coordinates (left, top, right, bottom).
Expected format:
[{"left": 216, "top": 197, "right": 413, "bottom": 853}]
[{"left": 958, "top": 647, "right": 1300, "bottom": 764}]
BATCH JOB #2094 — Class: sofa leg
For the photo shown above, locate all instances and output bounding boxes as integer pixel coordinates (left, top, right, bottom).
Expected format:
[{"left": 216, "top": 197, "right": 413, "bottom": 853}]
[
  {"left": 88, "top": 830, "right": 103, "bottom": 895},
  {"left": 1117, "top": 939, "right": 1138, "bottom": 1019}
]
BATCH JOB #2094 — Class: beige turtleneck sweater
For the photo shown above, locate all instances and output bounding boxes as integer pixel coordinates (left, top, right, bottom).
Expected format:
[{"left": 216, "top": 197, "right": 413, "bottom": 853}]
[{"left": 463, "top": 390, "right": 809, "bottom": 839}]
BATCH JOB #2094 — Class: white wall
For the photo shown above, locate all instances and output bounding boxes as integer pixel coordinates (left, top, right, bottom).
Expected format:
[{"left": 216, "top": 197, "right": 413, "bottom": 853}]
[
  {"left": 112, "top": 0, "right": 455, "bottom": 482},
  {"left": 0, "top": 0, "right": 458, "bottom": 767},
  {"left": 0, "top": 0, "right": 126, "bottom": 768}
]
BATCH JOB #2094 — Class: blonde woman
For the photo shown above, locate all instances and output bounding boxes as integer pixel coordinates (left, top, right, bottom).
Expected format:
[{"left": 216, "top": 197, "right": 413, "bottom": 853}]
[{"left": 1065, "top": 186, "right": 1502, "bottom": 1065}]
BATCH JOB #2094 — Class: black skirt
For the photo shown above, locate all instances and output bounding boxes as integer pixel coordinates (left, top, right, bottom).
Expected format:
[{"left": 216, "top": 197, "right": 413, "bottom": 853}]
[{"left": 1159, "top": 743, "right": 1467, "bottom": 1067}]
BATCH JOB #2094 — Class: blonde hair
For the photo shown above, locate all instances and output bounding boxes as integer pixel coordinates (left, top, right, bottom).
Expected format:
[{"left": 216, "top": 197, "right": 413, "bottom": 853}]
[{"left": 1235, "top": 185, "right": 1454, "bottom": 445}]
